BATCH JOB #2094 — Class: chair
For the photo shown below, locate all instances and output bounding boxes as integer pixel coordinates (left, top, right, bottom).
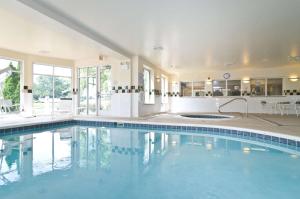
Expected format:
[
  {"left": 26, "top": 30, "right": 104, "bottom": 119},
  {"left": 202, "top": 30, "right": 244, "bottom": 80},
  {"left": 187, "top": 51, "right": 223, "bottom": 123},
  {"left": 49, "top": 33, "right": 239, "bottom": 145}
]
[
  {"left": 1, "top": 100, "right": 19, "bottom": 113},
  {"left": 0, "top": 99, "right": 3, "bottom": 113},
  {"left": 55, "top": 98, "right": 72, "bottom": 114},
  {"left": 277, "top": 101, "right": 292, "bottom": 116},
  {"left": 261, "top": 101, "right": 277, "bottom": 114},
  {"left": 295, "top": 101, "right": 300, "bottom": 117}
]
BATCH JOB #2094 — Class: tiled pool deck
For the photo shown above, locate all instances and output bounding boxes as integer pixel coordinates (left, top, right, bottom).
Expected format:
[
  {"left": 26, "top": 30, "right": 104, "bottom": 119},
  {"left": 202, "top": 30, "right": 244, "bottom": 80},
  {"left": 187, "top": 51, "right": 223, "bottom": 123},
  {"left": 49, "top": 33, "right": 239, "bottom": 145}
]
[{"left": 0, "top": 113, "right": 300, "bottom": 149}]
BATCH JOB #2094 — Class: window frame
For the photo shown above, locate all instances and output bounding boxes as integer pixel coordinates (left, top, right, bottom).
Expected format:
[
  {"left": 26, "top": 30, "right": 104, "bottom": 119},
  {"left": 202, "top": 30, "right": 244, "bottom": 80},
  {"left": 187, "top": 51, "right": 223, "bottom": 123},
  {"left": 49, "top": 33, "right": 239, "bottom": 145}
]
[
  {"left": 266, "top": 78, "right": 283, "bottom": 96},
  {"left": 143, "top": 66, "right": 155, "bottom": 104},
  {"left": 161, "top": 75, "right": 168, "bottom": 104},
  {"left": 32, "top": 63, "right": 73, "bottom": 116}
]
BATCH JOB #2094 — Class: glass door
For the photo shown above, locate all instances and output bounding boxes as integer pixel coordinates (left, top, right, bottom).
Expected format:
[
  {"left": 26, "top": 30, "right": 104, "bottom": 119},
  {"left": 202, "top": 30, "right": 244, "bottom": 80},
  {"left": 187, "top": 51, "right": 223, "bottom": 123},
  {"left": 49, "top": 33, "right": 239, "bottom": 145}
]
[
  {"left": 78, "top": 67, "right": 97, "bottom": 115},
  {"left": 78, "top": 66, "right": 111, "bottom": 116},
  {"left": 98, "top": 65, "right": 111, "bottom": 114}
]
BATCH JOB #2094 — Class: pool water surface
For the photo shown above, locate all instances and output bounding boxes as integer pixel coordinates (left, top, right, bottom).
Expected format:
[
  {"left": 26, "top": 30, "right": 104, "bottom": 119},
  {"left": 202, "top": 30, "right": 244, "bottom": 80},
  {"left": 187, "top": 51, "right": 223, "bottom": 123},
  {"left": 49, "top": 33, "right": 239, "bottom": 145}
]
[{"left": 0, "top": 125, "right": 300, "bottom": 199}]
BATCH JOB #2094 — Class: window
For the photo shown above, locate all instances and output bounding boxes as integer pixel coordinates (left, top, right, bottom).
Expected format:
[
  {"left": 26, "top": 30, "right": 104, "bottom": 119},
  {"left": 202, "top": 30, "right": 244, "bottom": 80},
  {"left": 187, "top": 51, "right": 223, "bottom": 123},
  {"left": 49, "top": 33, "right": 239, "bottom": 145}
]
[
  {"left": 144, "top": 68, "right": 154, "bottom": 104},
  {"left": 33, "top": 64, "right": 72, "bottom": 115},
  {"left": 267, "top": 78, "right": 282, "bottom": 96},
  {"left": 212, "top": 80, "right": 226, "bottom": 96},
  {"left": 227, "top": 80, "right": 241, "bottom": 96},
  {"left": 0, "top": 58, "right": 22, "bottom": 113},
  {"left": 180, "top": 82, "right": 193, "bottom": 96},
  {"left": 193, "top": 81, "right": 205, "bottom": 96},
  {"left": 161, "top": 75, "right": 168, "bottom": 103},
  {"left": 78, "top": 67, "right": 97, "bottom": 115},
  {"left": 250, "top": 79, "right": 265, "bottom": 96},
  {"left": 99, "top": 65, "right": 112, "bottom": 110}
]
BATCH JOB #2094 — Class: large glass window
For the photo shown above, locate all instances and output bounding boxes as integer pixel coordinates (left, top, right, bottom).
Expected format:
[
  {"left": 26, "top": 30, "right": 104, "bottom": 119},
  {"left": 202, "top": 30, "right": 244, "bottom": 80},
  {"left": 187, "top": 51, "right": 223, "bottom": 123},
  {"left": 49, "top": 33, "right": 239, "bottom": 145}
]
[
  {"left": 250, "top": 79, "right": 265, "bottom": 96},
  {"left": 193, "top": 81, "right": 205, "bottom": 96},
  {"left": 33, "top": 64, "right": 72, "bottom": 115},
  {"left": 267, "top": 78, "right": 282, "bottom": 96},
  {"left": 180, "top": 82, "right": 193, "bottom": 96},
  {"left": 0, "top": 58, "right": 21, "bottom": 113},
  {"left": 212, "top": 80, "right": 226, "bottom": 96},
  {"left": 180, "top": 81, "right": 205, "bottom": 96},
  {"left": 161, "top": 76, "right": 168, "bottom": 103},
  {"left": 144, "top": 68, "right": 154, "bottom": 104},
  {"left": 227, "top": 80, "right": 241, "bottom": 96}
]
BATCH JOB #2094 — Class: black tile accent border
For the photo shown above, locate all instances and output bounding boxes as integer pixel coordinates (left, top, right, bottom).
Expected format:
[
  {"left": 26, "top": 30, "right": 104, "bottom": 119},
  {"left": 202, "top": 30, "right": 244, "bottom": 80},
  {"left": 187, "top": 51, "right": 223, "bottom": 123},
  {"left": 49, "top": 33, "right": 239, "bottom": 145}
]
[{"left": 284, "top": 90, "right": 300, "bottom": 96}]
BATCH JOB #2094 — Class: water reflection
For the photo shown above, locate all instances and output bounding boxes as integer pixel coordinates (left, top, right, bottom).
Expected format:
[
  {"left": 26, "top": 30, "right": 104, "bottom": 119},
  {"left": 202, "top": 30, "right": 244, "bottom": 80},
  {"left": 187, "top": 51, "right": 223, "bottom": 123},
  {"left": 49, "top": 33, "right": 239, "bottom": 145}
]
[{"left": 0, "top": 126, "right": 299, "bottom": 197}]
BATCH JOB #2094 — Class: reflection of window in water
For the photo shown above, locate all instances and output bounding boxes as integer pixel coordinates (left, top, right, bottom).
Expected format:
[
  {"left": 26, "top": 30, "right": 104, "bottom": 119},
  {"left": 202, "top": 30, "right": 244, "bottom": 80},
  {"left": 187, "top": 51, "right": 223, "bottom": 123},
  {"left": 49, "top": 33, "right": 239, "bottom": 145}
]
[
  {"left": 143, "top": 132, "right": 155, "bottom": 165},
  {"left": 0, "top": 137, "right": 21, "bottom": 185},
  {"left": 143, "top": 133, "right": 150, "bottom": 165},
  {"left": 87, "top": 128, "right": 97, "bottom": 168},
  {"left": 79, "top": 128, "right": 88, "bottom": 167},
  {"left": 77, "top": 127, "right": 112, "bottom": 169},
  {"left": 33, "top": 131, "right": 72, "bottom": 175},
  {"left": 33, "top": 133, "right": 53, "bottom": 176},
  {"left": 160, "top": 133, "right": 169, "bottom": 154},
  {"left": 99, "top": 128, "right": 112, "bottom": 169},
  {"left": 54, "top": 130, "right": 72, "bottom": 169},
  {"left": 78, "top": 127, "right": 98, "bottom": 168}
]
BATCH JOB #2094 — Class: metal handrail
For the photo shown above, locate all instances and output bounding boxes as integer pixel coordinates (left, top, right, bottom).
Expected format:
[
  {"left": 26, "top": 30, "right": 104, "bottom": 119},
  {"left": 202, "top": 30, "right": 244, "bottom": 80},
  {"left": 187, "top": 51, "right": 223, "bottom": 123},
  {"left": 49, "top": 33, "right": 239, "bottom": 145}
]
[{"left": 218, "top": 97, "right": 248, "bottom": 117}]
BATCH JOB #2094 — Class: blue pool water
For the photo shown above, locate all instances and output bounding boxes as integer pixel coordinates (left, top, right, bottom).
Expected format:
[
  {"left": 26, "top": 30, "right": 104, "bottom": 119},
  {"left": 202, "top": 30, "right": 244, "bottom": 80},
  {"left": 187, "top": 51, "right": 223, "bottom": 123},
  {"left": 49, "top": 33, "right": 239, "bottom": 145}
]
[{"left": 0, "top": 125, "right": 300, "bottom": 199}]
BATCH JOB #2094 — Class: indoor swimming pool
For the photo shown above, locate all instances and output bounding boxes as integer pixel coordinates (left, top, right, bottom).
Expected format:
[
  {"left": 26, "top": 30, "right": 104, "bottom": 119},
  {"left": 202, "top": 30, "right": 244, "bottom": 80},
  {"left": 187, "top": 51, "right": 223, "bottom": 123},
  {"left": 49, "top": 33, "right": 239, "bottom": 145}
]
[{"left": 0, "top": 122, "right": 300, "bottom": 199}]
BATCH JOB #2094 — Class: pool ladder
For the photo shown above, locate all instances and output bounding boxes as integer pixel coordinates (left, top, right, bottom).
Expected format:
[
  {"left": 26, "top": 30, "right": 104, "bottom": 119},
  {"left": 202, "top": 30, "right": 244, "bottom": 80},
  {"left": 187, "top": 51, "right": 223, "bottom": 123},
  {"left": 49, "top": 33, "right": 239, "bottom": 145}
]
[{"left": 218, "top": 97, "right": 248, "bottom": 117}]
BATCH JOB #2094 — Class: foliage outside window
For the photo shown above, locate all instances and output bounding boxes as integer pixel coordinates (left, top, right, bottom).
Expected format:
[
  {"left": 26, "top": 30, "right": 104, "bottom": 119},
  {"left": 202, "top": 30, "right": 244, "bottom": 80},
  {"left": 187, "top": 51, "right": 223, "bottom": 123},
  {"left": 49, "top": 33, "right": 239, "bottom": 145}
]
[
  {"left": 227, "top": 80, "right": 241, "bottom": 96},
  {"left": 0, "top": 59, "right": 21, "bottom": 112},
  {"left": 33, "top": 64, "right": 72, "bottom": 115},
  {"left": 267, "top": 78, "right": 282, "bottom": 96},
  {"left": 99, "top": 66, "right": 112, "bottom": 111},
  {"left": 212, "top": 80, "right": 226, "bottom": 96},
  {"left": 250, "top": 79, "right": 265, "bottom": 96}
]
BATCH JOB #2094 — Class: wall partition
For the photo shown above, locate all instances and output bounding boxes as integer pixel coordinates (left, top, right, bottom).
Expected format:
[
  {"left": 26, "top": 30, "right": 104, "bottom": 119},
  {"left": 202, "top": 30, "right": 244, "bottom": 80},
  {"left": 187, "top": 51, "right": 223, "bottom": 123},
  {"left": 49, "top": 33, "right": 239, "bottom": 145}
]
[{"left": 32, "top": 64, "right": 72, "bottom": 115}]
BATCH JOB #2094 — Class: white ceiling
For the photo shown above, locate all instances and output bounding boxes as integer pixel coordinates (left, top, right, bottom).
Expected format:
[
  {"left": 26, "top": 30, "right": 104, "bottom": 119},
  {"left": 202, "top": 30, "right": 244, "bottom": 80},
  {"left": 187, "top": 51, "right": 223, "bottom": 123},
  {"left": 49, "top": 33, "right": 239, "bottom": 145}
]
[
  {"left": 0, "top": 1, "right": 127, "bottom": 61},
  {"left": 18, "top": 0, "right": 300, "bottom": 75},
  {"left": 4, "top": 0, "right": 300, "bottom": 75}
]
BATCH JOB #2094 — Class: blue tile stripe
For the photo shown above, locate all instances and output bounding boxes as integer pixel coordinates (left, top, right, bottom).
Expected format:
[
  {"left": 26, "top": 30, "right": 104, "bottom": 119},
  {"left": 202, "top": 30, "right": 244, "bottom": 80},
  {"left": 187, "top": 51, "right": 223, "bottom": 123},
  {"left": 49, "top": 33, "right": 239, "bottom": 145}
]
[
  {"left": 0, "top": 119, "right": 299, "bottom": 149},
  {"left": 0, "top": 120, "right": 76, "bottom": 136}
]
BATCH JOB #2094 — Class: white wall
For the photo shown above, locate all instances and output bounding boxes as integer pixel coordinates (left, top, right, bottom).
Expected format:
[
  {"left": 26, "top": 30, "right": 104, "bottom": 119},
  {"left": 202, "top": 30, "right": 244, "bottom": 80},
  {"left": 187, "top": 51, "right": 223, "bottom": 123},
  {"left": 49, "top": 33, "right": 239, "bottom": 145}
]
[
  {"left": 135, "top": 56, "right": 172, "bottom": 117},
  {"left": 170, "top": 96, "right": 300, "bottom": 114}
]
